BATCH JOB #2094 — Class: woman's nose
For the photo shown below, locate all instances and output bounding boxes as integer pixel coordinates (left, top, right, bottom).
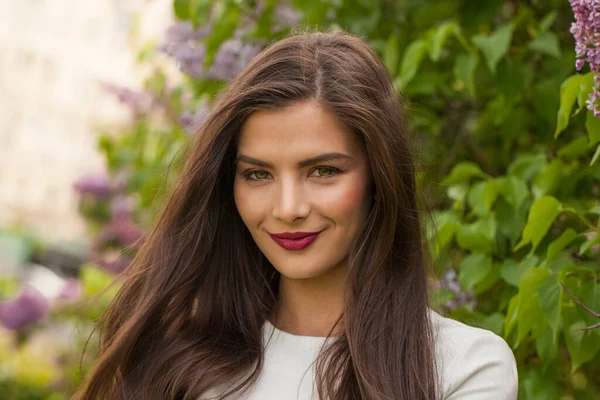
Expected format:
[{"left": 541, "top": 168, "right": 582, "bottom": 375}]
[{"left": 271, "top": 179, "right": 310, "bottom": 223}]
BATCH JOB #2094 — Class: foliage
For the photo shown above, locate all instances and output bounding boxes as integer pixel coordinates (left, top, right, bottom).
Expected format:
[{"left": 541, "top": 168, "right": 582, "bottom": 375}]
[
  {"left": 4, "top": 0, "right": 600, "bottom": 398},
  {"left": 166, "top": 1, "right": 600, "bottom": 398},
  {"left": 0, "top": 265, "right": 116, "bottom": 398}
]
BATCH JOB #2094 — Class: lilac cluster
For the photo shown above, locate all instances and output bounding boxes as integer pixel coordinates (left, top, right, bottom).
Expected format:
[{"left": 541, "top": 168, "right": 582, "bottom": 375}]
[
  {"left": 73, "top": 171, "right": 128, "bottom": 199},
  {"left": 570, "top": 0, "right": 600, "bottom": 117},
  {"left": 74, "top": 172, "right": 142, "bottom": 273},
  {"left": 272, "top": 2, "right": 303, "bottom": 31},
  {"left": 0, "top": 286, "right": 48, "bottom": 330},
  {"left": 73, "top": 173, "right": 114, "bottom": 198},
  {"left": 437, "top": 269, "right": 476, "bottom": 311},
  {"left": 96, "top": 216, "right": 144, "bottom": 249},
  {"left": 0, "top": 280, "right": 83, "bottom": 331},
  {"left": 56, "top": 279, "right": 83, "bottom": 302},
  {"left": 160, "top": 22, "right": 262, "bottom": 81},
  {"left": 96, "top": 252, "right": 132, "bottom": 275},
  {"left": 102, "top": 82, "right": 151, "bottom": 117},
  {"left": 180, "top": 101, "right": 211, "bottom": 134}
]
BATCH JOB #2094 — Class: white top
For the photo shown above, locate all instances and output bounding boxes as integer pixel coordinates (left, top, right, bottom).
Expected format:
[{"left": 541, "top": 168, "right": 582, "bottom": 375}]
[{"left": 205, "top": 310, "right": 518, "bottom": 399}]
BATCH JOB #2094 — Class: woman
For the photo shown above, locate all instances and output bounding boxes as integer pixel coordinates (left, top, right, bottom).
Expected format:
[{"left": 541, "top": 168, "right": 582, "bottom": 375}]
[{"left": 75, "top": 30, "right": 518, "bottom": 400}]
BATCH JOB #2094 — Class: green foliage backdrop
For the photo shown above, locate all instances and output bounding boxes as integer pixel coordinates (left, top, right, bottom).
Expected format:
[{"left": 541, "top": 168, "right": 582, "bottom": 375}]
[
  {"left": 175, "top": 0, "right": 600, "bottom": 398},
  {"left": 88, "top": 0, "right": 600, "bottom": 398},
  {"left": 3, "top": 0, "right": 599, "bottom": 399}
]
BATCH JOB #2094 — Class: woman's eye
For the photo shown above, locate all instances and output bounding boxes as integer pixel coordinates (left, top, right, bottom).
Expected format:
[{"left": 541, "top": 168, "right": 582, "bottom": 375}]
[
  {"left": 244, "top": 170, "right": 271, "bottom": 181},
  {"left": 242, "top": 167, "right": 340, "bottom": 181},
  {"left": 311, "top": 167, "right": 339, "bottom": 179},
  {"left": 254, "top": 171, "right": 270, "bottom": 179}
]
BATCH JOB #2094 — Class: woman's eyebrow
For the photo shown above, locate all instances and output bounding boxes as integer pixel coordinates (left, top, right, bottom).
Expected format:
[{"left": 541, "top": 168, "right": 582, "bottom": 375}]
[{"left": 235, "top": 152, "right": 354, "bottom": 168}]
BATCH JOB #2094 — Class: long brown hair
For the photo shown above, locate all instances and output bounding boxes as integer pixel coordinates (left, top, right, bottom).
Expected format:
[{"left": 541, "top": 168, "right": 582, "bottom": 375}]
[{"left": 74, "top": 29, "right": 438, "bottom": 400}]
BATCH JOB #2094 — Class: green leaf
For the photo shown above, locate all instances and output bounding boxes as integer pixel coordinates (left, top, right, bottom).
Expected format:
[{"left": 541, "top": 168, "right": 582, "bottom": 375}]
[
  {"left": 555, "top": 74, "right": 583, "bottom": 138},
  {"left": 395, "top": 39, "right": 427, "bottom": 90},
  {"left": 429, "top": 212, "right": 460, "bottom": 257},
  {"left": 467, "top": 181, "right": 495, "bottom": 217},
  {"left": 547, "top": 228, "right": 578, "bottom": 260},
  {"left": 496, "top": 57, "right": 532, "bottom": 101},
  {"left": 442, "top": 161, "right": 487, "bottom": 184},
  {"left": 203, "top": 3, "right": 242, "bottom": 69},
  {"left": 514, "top": 196, "right": 562, "bottom": 252},
  {"left": 579, "top": 233, "right": 600, "bottom": 255},
  {"left": 585, "top": 205, "right": 600, "bottom": 216},
  {"left": 501, "top": 255, "right": 539, "bottom": 287},
  {"left": 456, "top": 216, "right": 496, "bottom": 253},
  {"left": 507, "top": 153, "right": 546, "bottom": 182},
  {"left": 504, "top": 294, "right": 520, "bottom": 338},
  {"left": 173, "top": 0, "right": 191, "bottom": 19},
  {"left": 558, "top": 136, "right": 589, "bottom": 158},
  {"left": 538, "top": 274, "right": 562, "bottom": 333},
  {"left": 591, "top": 143, "right": 600, "bottom": 166},
  {"left": 472, "top": 22, "right": 514, "bottom": 75},
  {"left": 458, "top": 253, "right": 492, "bottom": 289},
  {"left": 539, "top": 11, "right": 558, "bottom": 32},
  {"left": 528, "top": 31, "right": 561, "bottom": 58},
  {"left": 453, "top": 52, "right": 479, "bottom": 97},
  {"left": 517, "top": 267, "right": 551, "bottom": 344},
  {"left": 532, "top": 159, "right": 566, "bottom": 199},
  {"left": 565, "top": 321, "right": 600, "bottom": 372},
  {"left": 496, "top": 176, "right": 529, "bottom": 210},
  {"left": 383, "top": 33, "right": 400, "bottom": 74},
  {"left": 428, "top": 21, "right": 460, "bottom": 62},
  {"left": 190, "top": 0, "right": 213, "bottom": 26},
  {"left": 585, "top": 110, "right": 600, "bottom": 147},
  {"left": 474, "top": 262, "right": 501, "bottom": 294},
  {"left": 479, "top": 312, "right": 504, "bottom": 336},
  {"left": 578, "top": 281, "right": 600, "bottom": 330},
  {"left": 521, "top": 366, "right": 559, "bottom": 399},
  {"left": 577, "top": 73, "right": 595, "bottom": 111},
  {"left": 535, "top": 328, "right": 558, "bottom": 363},
  {"left": 495, "top": 199, "right": 525, "bottom": 246}
]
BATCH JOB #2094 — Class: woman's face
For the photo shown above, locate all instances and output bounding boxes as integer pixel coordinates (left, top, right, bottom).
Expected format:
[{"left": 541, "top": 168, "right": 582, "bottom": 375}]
[{"left": 234, "top": 101, "right": 372, "bottom": 281}]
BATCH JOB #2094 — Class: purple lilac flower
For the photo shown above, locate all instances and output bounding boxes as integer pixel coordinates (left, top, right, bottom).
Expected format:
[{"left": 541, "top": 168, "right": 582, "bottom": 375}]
[
  {"left": 570, "top": 0, "right": 600, "bottom": 117},
  {"left": 56, "top": 279, "right": 83, "bottom": 303},
  {"left": 96, "top": 218, "right": 144, "bottom": 248},
  {"left": 439, "top": 269, "right": 476, "bottom": 311},
  {"left": 180, "top": 102, "right": 212, "bottom": 134},
  {"left": 74, "top": 171, "right": 129, "bottom": 199},
  {"left": 272, "top": 2, "right": 303, "bottom": 31},
  {"left": 206, "top": 39, "right": 262, "bottom": 81},
  {"left": 102, "top": 82, "right": 151, "bottom": 116},
  {"left": 0, "top": 286, "right": 49, "bottom": 330},
  {"left": 97, "top": 253, "right": 132, "bottom": 275},
  {"left": 160, "top": 22, "right": 261, "bottom": 81},
  {"left": 110, "top": 195, "right": 134, "bottom": 219},
  {"left": 73, "top": 173, "right": 113, "bottom": 198}
]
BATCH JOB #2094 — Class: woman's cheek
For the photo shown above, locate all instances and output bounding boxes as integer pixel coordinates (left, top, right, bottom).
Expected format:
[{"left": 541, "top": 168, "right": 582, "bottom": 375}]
[
  {"left": 318, "top": 177, "right": 369, "bottom": 216},
  {"left": 234, "top": 183, "right": 269, "bottom": 225}
]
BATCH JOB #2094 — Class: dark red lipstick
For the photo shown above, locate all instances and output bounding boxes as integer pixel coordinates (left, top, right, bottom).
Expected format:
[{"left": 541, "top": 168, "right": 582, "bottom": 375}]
[{"left": 268, "top": 231, "right": 322, "bottom": 251}]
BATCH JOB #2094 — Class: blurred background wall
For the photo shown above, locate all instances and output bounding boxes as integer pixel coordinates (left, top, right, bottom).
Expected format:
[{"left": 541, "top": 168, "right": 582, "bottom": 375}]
[{"left": 0, "top": 0, "right": 172, "bottom": 245}]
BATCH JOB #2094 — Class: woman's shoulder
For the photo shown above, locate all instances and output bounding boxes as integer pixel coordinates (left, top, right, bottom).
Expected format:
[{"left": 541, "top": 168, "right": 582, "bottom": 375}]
[{"left": 428, "top": 309, "right": 519, "bottom": 400}]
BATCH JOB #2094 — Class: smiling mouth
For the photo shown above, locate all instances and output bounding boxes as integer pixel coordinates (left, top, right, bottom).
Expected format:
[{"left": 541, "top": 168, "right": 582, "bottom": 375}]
[{"left": 268, "top": 231, "right": 322, "bottom": 251}]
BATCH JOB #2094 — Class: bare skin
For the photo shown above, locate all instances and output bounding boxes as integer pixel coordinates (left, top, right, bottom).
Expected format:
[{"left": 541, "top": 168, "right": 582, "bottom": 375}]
[{"left": 233, "top": 100, "right": 372, "bottom": 337}]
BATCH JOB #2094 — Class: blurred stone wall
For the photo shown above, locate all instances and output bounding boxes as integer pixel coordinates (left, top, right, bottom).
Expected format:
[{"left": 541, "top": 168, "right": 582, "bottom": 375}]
[{"left": 0, "top": 0, "right": 173, "bottom": 246}]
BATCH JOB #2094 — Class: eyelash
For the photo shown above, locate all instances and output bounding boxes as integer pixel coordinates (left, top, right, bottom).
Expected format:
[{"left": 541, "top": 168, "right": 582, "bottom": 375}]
[{"left": 241, "top": 167, "right": 342, "bottom": 182}]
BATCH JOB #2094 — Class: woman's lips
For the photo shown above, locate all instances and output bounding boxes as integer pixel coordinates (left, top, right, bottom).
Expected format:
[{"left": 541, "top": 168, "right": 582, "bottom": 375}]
[{"left": 268, "top": 231, "right": 322, "bottom": 251}]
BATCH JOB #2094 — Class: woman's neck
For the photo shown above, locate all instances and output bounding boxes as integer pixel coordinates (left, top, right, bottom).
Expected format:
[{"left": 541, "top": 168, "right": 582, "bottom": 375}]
[{"left": 269, "top": 261, "right": 347, "bottom": 337}]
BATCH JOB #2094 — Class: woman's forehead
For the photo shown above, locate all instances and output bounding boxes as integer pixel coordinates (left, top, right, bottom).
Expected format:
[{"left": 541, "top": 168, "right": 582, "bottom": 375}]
[{"left": 237, "top": 102, "right": 363, "bottom": 159}]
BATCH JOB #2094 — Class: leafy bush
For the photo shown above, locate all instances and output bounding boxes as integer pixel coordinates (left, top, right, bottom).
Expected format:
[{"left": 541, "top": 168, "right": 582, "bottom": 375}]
[
  {"left": 3, "top": 0, "right": 599, "bottom": 398},
  {"left": 158, "top": 1, "right": 600, "bottom": 397}
]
